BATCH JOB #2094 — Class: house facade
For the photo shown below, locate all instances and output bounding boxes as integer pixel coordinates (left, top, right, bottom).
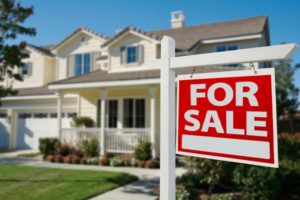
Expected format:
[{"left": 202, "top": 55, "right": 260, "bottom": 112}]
[{"left": 0, "top": 12, "right": 270, "bottom": 157}]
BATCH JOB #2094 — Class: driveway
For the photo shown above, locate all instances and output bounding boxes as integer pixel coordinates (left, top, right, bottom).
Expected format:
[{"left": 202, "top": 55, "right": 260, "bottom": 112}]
[{"left": 0, "top": 151, "right": 186, "bottom": 200}]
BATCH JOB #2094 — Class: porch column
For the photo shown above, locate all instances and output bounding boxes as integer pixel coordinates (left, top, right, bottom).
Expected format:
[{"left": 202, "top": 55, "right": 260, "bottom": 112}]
[
  {"left": 148, "top": 87, "right": 157, "bottom": 158},
  {"left": 56, "top": 92, "right": 63, "bottom": 139},
  {"left": 100, "top": 89, "right": 107, "bottom": 157}
]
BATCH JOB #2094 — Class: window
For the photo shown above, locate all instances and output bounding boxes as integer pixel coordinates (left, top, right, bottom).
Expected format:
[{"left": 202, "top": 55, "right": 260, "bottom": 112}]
[
  {"left": 127, "top": 46, "right": 138, "bottom": 63},
  {"left": 123, "top": 98, "right": 145, "bottom": 128},
  {"left": 120, "top": 45, "right": 144, "bottom": 65},
  {"left": 20, "top": 63, "right": 31, "bottom": 76},
  {"left": 216, "top": 45, "right": 238, "bottom": 52},
  {"left": 216, "top": 45, "right": 238, "bottom": 67},
  {"left": 74, "top": 53, "right": 90, "bottom": 76},
  {"left": 106, "top": 100, "right": 118, "bottom": 128}
]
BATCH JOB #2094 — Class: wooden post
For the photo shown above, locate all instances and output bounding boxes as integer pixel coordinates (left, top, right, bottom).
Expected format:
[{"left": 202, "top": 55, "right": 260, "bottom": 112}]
[
  {"left": 100, "top": 89, "right": 107, "bottom": 157},
  {"left": 160, "top": 36, "right": 176, "bottom": 200},
  {"left": 148, "top": 86, "right": 157, "bottom": 158}
]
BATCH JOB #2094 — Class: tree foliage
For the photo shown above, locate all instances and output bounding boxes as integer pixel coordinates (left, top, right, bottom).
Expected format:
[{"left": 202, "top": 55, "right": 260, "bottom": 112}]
[
  {"left": 274, "top": 59, "right": 299, "bottom": 118},
  {"left": 0, "top": 0, "right": 36, "bottom": 100}
]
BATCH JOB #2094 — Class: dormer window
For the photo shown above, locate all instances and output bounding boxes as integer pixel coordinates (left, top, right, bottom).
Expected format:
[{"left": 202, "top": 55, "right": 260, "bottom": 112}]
[
  {"left": 20, "top": 63, "right": 32, "bottom": 76},
  {"left": 127, "top": 46, "right": 138, "bottom": 63},
  {"left": 75, "top": 53, "right": 90, "bottom": 76},
  {"left": 120, "top": 45, "right": 144, "bottom": 65}
]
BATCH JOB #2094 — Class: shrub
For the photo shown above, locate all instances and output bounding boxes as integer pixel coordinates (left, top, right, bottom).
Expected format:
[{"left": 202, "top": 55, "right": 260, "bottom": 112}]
[
  {"left": 110, "top": 156, "right": 124, "bottom": 167},
  {"left": 130, "top": 158, "right": 138, "bottom": 167},
  {"left": 176, "top": 186, "right": 190, "bottom": 200},
  {"left": 133, "top": 141, "right": 152, "bottom": 161},
  {"left": 82, "top": 139, "right": 99, "bottom": 157},
  {"left": 138, "top": 160, "right": 145, "bottom": 168},
  {"left": 184, "top": 157, "right": 234, "bottom": 194},
  {"left": 86, "top": 157, "right": 98, "bottom": 165},
  {"left": 39, "top": 138, "right": 59, "bottom": 158},
  {"left": 99, "top": 155, "right": 110, "bottom": 166},
  {"left": 46, "top": 155, "right": 55, "bottom": 162},
  {"left": 56, "top": 143, "right": 73, "bottom": 156},
  {"left": 72, "top": 116, "right": 95, "bottom": 128},
  {"left": 278, "top": 133, "right": 300, "bottom": 161},
  {"left": 70, "top": 155, "right": 81, "bottom": 164},
  {"left": 54, "top": 155, "right": 63, "bottom": 163},
  {"left": 63, "top": 156, "right": 72, "bottom": 164},
  {"left": 80, "top": 157, "right": 87, "bottom": 165},
  {"left": 144, "top": 159, "right": 160, "bottom": 168},
  {"left": 233, "top": 165, "right": 280, "bottom": 200},
  {"left": 122, "top": 155, "right": 133, "bottom": 166}
]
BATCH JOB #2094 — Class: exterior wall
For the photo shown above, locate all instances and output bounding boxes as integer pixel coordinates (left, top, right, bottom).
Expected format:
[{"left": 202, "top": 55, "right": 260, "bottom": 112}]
[
  {"left": 12, "top": 50, "right": 48, "bottom": 89},
  {"left": 55, "top": 32, "right": 105, "bottom": 80},
  {"left": 192, "top": 38, "right": 263, "bottom": 68},
  {"left": 109, "top": 33, "right": 158, "bottom": 72},
  {"left": 43, "top": 58, "right": 56, "bottom": 85}
]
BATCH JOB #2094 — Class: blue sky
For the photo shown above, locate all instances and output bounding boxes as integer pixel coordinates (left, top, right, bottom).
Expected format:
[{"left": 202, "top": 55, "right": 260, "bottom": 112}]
[{"left": 19, "top": 0, "right": 300, "bottom": 89}]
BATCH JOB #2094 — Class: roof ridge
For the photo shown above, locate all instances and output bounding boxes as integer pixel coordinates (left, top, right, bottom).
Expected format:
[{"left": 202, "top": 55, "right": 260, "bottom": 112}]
[{"left": 149, "top": 15, "right": 267, "bottom": 33}]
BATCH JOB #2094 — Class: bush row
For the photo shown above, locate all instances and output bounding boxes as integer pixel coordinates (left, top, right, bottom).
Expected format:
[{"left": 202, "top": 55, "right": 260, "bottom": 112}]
[{"left": 178, "top": 134, "right": 300, "bottom": 200}]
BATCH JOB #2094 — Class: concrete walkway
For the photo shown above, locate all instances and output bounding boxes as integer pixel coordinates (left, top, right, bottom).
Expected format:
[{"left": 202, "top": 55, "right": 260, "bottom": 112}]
[{"left": 0, "top": 151, "right": 186, "bottom": 200}]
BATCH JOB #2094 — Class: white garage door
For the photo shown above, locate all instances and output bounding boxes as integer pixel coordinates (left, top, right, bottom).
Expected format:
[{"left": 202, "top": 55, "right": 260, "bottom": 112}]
[
  {"left": 16, "top": 111, "right": 76, "bottom": 150},
  {"left": 0, "top": 112, "right": 9, "bottom": 149}
]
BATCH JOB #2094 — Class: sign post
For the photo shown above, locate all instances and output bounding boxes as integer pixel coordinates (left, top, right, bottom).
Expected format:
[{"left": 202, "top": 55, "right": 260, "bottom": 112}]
[
  {"left": 159, "top": 36, "right": 297, "bottom": 200},
  {"left": 160, "top": 37, "right": 176, "bottom": 200}
]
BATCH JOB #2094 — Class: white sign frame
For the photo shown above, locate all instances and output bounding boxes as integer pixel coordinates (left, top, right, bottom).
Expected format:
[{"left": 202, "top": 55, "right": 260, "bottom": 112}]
[
  {"left": 158, "top": 36, "right": 297, "bottom": 200},
  {"left": 176, "top": 68, "right": 278, "bottom": 168}
]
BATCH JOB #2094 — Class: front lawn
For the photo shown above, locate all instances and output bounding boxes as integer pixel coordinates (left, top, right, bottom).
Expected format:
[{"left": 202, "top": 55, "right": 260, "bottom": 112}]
[{"left": 0, "top": 166, "right": 137, "bottom": 200}]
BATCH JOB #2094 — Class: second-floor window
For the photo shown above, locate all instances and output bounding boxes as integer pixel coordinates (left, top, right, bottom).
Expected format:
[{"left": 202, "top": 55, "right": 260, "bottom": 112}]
[
  {"left": 120, "top": 45, "right": 144, "bottom": 65},
  {"left": 20, "top": 63, "right": 32, "bottom": 76},
  {"left": 216, "top": 45, "right": 238, "bottom": 67},
  {"left": 216, "top": 45, "right": 238, "bottom": 52},
  {"left": 75, "top": 53, "right": 90, "bottom": 76}
]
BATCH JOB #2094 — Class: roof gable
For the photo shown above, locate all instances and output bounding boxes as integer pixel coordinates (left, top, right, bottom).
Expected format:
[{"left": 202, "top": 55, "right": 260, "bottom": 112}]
[
  {"left": 101, "top": 26, "right": 160, "bottom": 48},
  {"left": 53, "top": 27, "right": 108, "bottom": 52}
]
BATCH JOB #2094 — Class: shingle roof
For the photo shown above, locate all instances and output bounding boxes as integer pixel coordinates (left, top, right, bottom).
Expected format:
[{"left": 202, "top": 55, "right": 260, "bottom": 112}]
[
  {"left": 50, "top": 66, "right": 240, "bottom": 86},
  {"left": 27, "top": 44, "right": 55, "bottom": 57},
  {"left": 102, "top": 16, "right": 268, "bottom": 51},
  {"left": 53, "top": 26, "right": 108, "bottom": 50},
  {"left": 15, "top": 86, "right": 55, "bottom": 96}
]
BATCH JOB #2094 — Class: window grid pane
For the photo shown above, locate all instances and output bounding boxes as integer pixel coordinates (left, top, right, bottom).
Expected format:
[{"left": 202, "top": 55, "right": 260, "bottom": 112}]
[
  {"left": 123, "top": 99, "right": 134, "bottom": 128},
  {"left": 83, "top": 53, "right": 90, "bottom": 74},
  {"left": 127, "top": 47, "right": 137, "bottom": 63},
  {"left": 75, "top": 54, "right": 82, "bottom": 76}
]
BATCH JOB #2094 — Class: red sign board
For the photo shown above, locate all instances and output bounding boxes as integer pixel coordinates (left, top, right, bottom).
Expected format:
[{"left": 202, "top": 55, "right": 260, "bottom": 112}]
[{"left": 176, "top": 68, "right": 278, "bottom": 167}]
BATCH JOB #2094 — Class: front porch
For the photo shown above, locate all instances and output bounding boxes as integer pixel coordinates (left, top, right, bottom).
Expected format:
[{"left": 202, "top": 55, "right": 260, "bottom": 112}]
[
  {"left": 60, "top": 128, "right": 151, "bottom": 154},
  {"left": 55, "top": 85, "right": 160, "bottom": 157}
]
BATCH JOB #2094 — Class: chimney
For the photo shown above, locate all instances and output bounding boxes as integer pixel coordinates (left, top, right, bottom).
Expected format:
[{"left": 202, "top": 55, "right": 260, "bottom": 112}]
[{"left": 171, "top": 11, "right": 185, "bottom": 28}]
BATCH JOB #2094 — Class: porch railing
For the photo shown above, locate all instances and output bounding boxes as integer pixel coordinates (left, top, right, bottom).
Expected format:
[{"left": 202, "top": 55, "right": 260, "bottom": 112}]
[{"left": 60, "top": 128, "right": 151, "bottom": 154}]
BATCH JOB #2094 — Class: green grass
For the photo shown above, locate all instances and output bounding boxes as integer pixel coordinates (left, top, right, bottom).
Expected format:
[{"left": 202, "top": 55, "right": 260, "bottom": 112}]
[
  {"left": 17, "top": 152, "right": 41, "bottom": 158},
  {"left": 0, "top": 166, "right": 137, "bottom": 200}
]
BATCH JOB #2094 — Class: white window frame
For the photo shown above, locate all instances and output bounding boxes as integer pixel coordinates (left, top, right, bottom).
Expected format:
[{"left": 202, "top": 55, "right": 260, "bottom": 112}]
[
  {"left": 20, "top": 62, "right": 32, "bottom": 76},
  {"left": 74, "top": 53, "right": 91, "bottom": 75},
  {"left": 215, "top": 44, "right": 239, "bottom": 52}
]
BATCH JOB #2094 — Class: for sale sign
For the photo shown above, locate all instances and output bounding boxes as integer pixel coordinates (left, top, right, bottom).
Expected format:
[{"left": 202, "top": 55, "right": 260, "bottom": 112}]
[{"left": 176, "top": 68, "right": 278, "bottom": 167}]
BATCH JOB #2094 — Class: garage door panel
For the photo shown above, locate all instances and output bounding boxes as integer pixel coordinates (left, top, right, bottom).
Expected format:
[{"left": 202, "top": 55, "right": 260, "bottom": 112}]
[
  {"left": 16, "top": 111, "right": 75, "bottom": 150},
  {"left": 0, "top": 119, "right": 9, "bottom": 149}
]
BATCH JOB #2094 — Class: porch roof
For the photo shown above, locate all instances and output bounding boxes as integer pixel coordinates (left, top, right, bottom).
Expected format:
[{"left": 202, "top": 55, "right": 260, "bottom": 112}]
[{"left": 48, "top": 66, "right": 237, "bottom": 89}]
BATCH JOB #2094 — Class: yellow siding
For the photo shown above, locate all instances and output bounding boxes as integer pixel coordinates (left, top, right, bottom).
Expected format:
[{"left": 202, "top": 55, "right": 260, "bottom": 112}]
[
  {"left": 109, "top": 33, "right": 158, "bottom": 72},
  {"left": 43, "top": 58, "right": 56, "bottom": 84},
  {"left": 56, "top": 32, "right": 105, "bottom": 80},
  {"left": 13, "top": 50, "right": 46, "bottom": 88}
]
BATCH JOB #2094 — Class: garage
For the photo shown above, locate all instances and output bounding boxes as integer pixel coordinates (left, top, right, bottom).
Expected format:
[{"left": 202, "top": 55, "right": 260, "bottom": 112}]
[
  {"left": 0, "top": 112, "right": 9, "bottom": 150},
  {"left": 16, "top": 111, "right": 76, "bottom": 150}
]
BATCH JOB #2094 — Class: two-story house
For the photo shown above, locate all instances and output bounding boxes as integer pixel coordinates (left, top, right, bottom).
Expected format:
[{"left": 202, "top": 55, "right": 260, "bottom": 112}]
[{"left": 0, "top": 12, "right": 270, "bottom": 157}]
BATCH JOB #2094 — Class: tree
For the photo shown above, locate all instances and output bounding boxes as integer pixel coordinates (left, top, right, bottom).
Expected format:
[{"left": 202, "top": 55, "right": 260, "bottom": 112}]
[
  {"left": 274, "top": 59, "right": 299, "bottom": 132},
  {"left": 0, "top": 0, "right": 36, "bottom": 101}
]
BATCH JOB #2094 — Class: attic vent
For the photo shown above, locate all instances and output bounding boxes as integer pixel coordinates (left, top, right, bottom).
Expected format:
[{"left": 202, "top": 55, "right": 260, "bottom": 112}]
[{"left": 171, "top": 11, "right": 185, "bottom": 28}]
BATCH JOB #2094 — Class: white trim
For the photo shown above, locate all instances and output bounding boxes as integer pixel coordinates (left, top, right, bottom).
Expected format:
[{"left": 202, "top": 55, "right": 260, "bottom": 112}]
[
  {"left": 48, "top": 78, "right": 160, "bottom": 90},
  {"left": 170, "top": 43, "right": 298, "bottom": 69},
  {"left": 104, "top": 30, "right": 160, "bottom": 49},
  {"left": 201, "top": 34, "right": 263, "bottom": 44},
  {"left": 2, "top": 94, "right": 78, "bottom": 101},
  {"left": 2, "top": 95, "right": 56, "bottom": 101}
]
